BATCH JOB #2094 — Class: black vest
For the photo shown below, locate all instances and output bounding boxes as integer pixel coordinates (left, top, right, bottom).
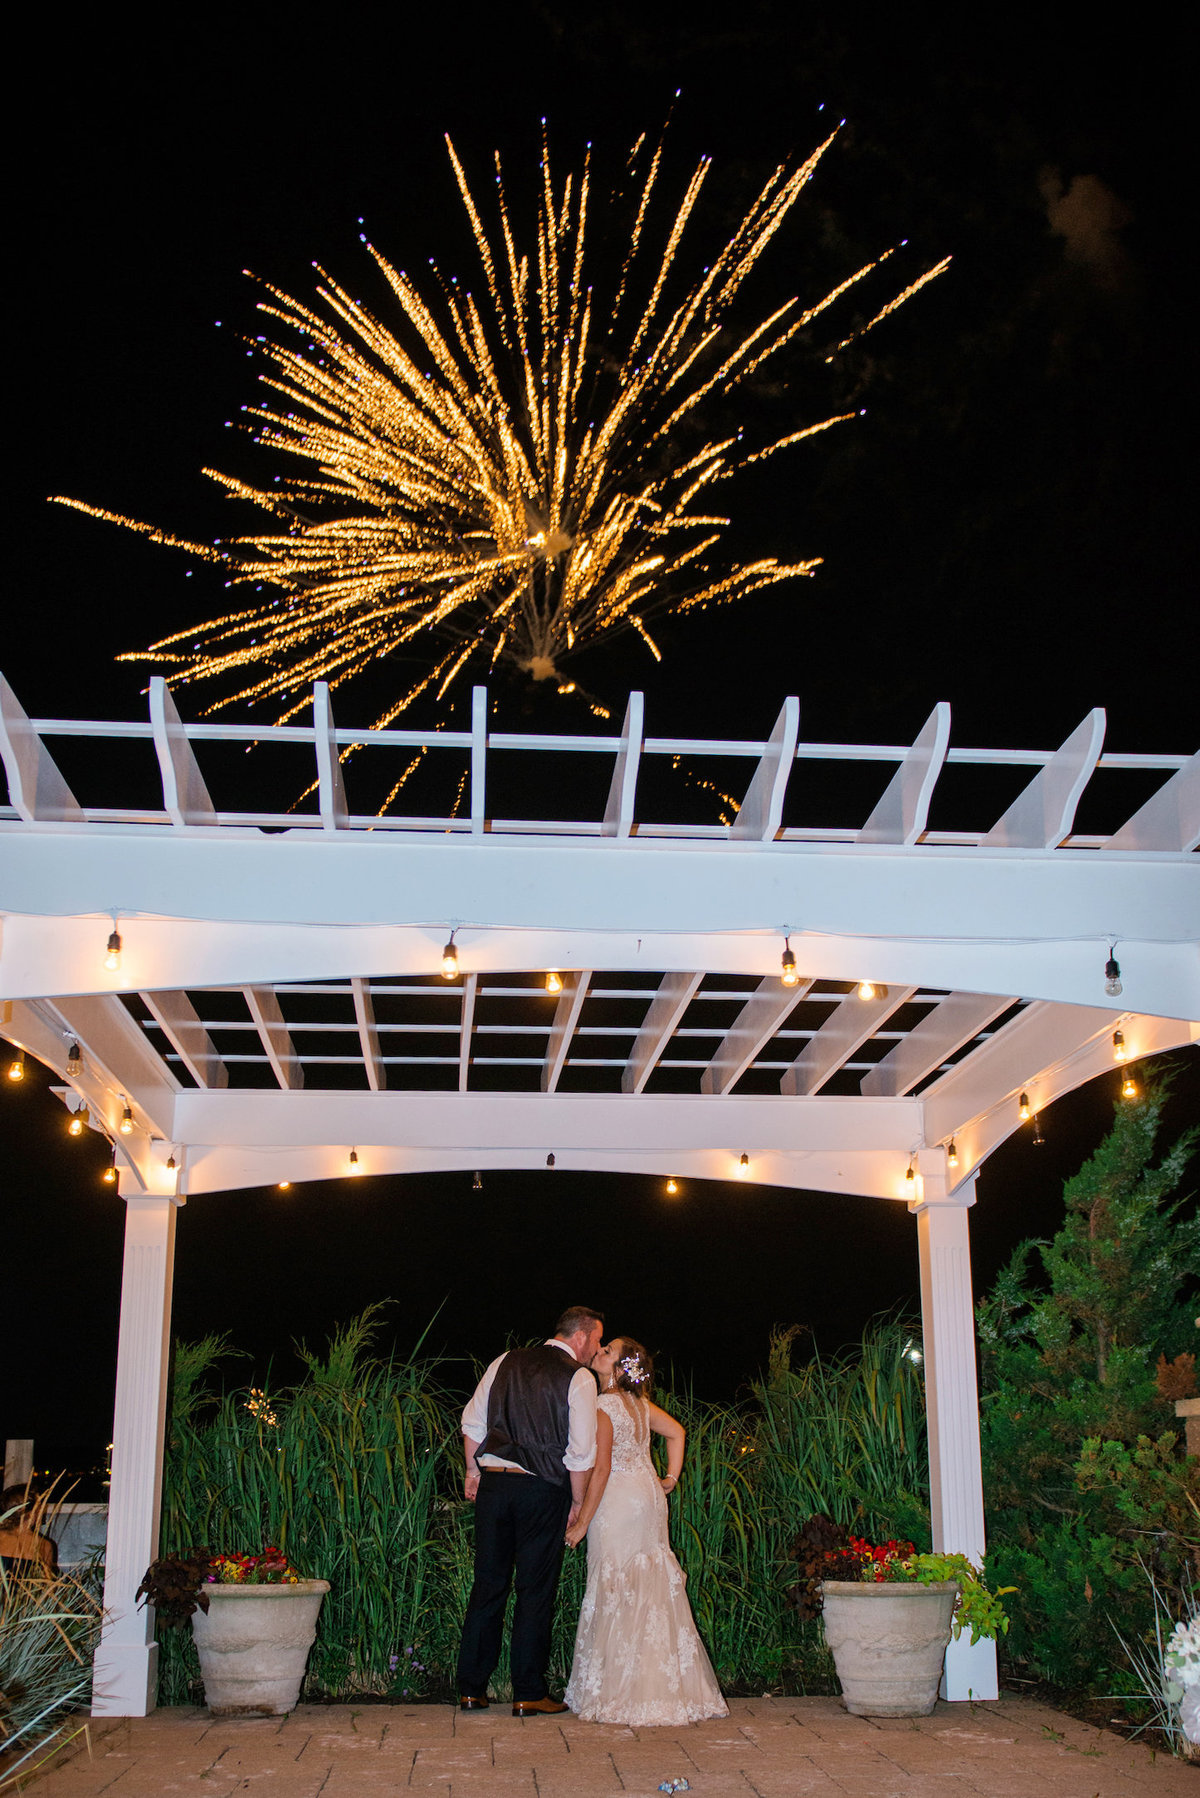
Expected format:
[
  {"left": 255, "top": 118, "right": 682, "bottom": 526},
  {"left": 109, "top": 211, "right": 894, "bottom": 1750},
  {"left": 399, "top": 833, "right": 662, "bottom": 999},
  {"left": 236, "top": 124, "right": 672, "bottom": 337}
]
[{"left": 477, "top": 1345, "right": 578, "bottom": 1486}]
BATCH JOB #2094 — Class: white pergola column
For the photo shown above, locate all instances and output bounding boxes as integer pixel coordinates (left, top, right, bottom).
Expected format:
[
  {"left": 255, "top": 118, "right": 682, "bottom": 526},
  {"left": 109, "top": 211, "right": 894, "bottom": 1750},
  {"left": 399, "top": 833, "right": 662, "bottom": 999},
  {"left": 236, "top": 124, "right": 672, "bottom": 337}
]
[
  {"left": 92, "top": 1190, "right": 182, "bottom": 1716},
  {"left": 911, "top": 1161, "right": 998, "bottom": 1701}
]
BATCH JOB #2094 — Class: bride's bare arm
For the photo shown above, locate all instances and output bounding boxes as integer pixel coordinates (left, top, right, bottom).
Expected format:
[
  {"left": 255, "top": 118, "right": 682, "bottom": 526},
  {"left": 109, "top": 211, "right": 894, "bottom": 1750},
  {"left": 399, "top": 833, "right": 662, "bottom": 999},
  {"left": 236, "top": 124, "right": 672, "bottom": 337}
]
[
  {"left": 565, "top": 1409, "right": 613, "bottom": 1548},
  {"left": 646, "top": 1401, "right": 685, "bottom": 1491}
]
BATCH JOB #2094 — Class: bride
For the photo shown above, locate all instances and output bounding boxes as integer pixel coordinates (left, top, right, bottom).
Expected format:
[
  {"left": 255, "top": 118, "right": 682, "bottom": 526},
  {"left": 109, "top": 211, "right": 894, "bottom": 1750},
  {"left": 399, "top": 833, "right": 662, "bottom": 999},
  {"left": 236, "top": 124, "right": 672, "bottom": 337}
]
[{"left": 563, "top": 1337, "right": 727, "bottom": 1726}]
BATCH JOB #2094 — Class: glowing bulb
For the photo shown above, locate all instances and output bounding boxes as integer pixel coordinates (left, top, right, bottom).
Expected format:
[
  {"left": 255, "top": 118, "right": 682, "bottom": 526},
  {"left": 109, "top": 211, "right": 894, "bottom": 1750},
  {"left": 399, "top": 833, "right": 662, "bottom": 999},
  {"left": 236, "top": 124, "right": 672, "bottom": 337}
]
[
  {"left": 737, "top": 1152, "right": 750, "bottom": 1178},
  {"left": 103, "top": 1162, "right": 117, "bottom": 1185},
  {"left": 666, "top": 1177, "right": 679, "bottom": 1195},
  {"left": 104, "top": 928, "right": 122, "bottom": 972},
  {"left": 780, "top": 940, "right": 799, "bottom": 986},
  {"left": 1121, "top": 1074, "right": 1139, "bottom": 1101},
  {"left": 1112, "top": 1029, "right": 1126, "bottom": 1061},
  {"left": 166, "top": 1154, "right": 177, "bottom": 1172},
  {"left": 441, "top": 935, "right": 459, "bottom": 979},
  {"left": 67, "top": 1041, "right": 82, "bottom": 1073},
  {"left": 904, "top": 1158, "right": 916, "bottom": 1185},
  {"left": 1018, "top": 1092, "right": 1032, "bottom": 1122},
  {"left": 348, "top": 1148, "right": 361, "bottom": 1173},
  {"left": 68, "top": 1105, "right": 89, "bottom": 1137},
  {"left": 277, "top": 1180, "right": 291, "bottom": 1191},
  {"left": 946, "top": 1139, "right": 958, "bottom": 1169},
  {"left": 6, "top": 1050, "right": 25, "bottom": 1082},
  {"left": 1104, "top": 954, "right": 1122, "bottom": 998},
  {"left": 545, "top": 970, "right": 563, "bottom": 995},
  {"left": 119, "top": 1103, "right": 134, "bottom": 1135},
  {"left": 857, "top": 980, "right": 876, "bottom": 1002}
]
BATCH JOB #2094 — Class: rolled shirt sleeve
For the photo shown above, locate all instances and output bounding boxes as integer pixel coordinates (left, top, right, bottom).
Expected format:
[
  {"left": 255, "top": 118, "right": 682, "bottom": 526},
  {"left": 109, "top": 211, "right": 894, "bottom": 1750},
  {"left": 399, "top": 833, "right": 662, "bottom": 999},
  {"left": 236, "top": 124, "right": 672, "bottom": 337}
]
[{"left": 563, "top": 1366, "right": 598, "bottom": 1472}]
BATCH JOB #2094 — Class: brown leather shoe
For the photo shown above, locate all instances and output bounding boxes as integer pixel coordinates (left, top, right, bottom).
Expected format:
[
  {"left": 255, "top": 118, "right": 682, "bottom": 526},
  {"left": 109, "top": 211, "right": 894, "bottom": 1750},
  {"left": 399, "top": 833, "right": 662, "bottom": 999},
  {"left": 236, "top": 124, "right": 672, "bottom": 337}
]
[
  {"left": 459, "top": 1695, "right": 490, "bottom": 1710},
  {"left": 512, "top": 1696, "right": 568, "bottom": 1716}
]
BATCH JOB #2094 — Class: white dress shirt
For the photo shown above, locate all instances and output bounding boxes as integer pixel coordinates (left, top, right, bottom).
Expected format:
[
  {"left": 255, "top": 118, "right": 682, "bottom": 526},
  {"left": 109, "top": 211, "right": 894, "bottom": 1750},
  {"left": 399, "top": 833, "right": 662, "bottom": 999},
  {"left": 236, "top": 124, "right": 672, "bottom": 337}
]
[{"left": 462, "top": 1339, "right": 598, "bottom": 1474}]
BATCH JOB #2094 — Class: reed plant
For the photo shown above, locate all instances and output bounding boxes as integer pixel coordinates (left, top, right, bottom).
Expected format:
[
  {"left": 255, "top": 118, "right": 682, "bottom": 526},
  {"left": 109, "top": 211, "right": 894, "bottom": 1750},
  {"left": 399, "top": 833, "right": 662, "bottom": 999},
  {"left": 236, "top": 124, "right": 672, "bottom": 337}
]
[
  {"left": 155, "top": 1311, "right": 930, "bottom": 1699},
  {"left": 0, "top": 1555, "right": 103, "bottom": 1789}
]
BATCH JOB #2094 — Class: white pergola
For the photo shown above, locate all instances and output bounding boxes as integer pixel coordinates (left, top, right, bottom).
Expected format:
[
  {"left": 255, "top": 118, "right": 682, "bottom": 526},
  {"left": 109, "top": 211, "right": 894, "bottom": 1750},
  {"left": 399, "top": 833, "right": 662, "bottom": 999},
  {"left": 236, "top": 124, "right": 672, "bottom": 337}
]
[{"left": 2, "top": 671, "right": 1196, "bottom": 1716}]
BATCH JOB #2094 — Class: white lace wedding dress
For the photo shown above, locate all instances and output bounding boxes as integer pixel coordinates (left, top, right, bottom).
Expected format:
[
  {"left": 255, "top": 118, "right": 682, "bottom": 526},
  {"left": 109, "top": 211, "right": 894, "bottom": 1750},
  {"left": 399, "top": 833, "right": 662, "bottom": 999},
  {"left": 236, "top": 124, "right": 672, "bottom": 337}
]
[{"left": 564, "top": 1392, "right": 728, "bottom": 1726}]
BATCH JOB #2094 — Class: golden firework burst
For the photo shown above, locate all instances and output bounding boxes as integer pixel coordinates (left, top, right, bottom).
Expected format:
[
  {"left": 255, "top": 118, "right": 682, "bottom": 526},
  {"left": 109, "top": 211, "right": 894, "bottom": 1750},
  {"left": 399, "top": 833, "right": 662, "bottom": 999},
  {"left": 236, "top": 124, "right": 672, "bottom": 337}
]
[{"left": 55, "top": 124, "right": 947, "bottom": 729}]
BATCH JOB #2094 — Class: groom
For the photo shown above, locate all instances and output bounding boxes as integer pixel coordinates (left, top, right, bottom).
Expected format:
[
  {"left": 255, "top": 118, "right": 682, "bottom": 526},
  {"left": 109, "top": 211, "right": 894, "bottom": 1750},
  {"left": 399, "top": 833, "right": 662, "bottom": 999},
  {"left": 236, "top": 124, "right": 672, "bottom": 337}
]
[{"left": 457, "top": 1305, "right": 604, "bottom": 1715}]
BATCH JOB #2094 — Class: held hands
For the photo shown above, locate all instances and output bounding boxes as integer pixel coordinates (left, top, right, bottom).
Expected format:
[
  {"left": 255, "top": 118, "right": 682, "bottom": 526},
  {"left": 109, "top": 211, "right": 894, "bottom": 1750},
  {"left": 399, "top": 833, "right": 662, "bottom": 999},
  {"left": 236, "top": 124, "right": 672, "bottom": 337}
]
[{"left": 564, "top": 1518, "right": 587, "bottom": 1549}]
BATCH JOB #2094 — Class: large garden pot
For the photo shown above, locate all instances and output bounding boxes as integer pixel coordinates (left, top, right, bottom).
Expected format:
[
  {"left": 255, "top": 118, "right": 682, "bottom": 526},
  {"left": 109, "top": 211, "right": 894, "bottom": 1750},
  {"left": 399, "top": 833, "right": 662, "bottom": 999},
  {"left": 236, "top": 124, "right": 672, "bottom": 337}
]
[
  {"left": 190, "top": 1581, "right": 330, "bottom": 1716},
  {"left": 820, "top": 1579, "right": 958, "bottom": 1717}
]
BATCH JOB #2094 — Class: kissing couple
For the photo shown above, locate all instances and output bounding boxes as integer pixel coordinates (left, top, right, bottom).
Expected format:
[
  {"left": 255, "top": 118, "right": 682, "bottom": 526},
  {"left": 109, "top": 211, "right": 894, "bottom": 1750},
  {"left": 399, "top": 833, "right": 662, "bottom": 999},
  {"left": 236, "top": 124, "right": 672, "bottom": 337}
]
[{"left": 456, "top": 1304, "right": 728, "bottom": 1726}]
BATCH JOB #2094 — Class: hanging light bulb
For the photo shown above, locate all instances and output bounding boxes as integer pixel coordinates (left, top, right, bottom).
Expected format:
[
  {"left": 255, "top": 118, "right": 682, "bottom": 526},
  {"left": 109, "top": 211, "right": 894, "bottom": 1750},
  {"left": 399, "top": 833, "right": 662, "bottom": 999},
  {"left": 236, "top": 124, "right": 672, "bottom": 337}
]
[
  {"left": 68, "top": 1104, "right": 89, "bottom": 1137},
  {"left": 6, "top": 1049, "right": 25, "bottom": 1082},
  {"left": 1032, "top": 1113, "right": 1045, "bottom": 1145},
  {"left": 104, "top": 927, "right": 123, "bottom": 972},
  {"left": 67, "top": 1040, "right": 82, "bottom": 1074},
  {"left": 1104, "top": 951, "right": 1122, "bottom": 998},
  {"left": 946, "top": 1139, "right": 959, "bottom": 1169},
  {"left": 1112, "top": 1029, "right": 1127, "bottom": 1061},
  {"left": 277, "top": 1180, "right": 291, "bottom": 1191},
  {"left": 1121, "top": 1073, "right": 1139, "bottom": 1101},
  {"left": 441, "top": 933, "right": 459, "bottom": 979},
  {"left": 166, "top": 1153, "right": 177, "bottom": 1172},
  {"left": 103, "top": 1159, "right": 118, "bottom": 1185},
  {"left": 545, "top": 969, "right": 563, "bottom": 995},
  {"left": 857, "top": 979, "right": 877, "bottom": 1002},
  {"left": 737, "top": 1152, "right": 750, "bottom": 1178},
  {"left": 472, "top": 1170, "right": 483, "bottom": 1190},
  {"left": 904, "top": 1156, "right": 916, "bottom": 1186},
  {"left": 665, "top": 1177, "right": 679, "bottom": 1195},
  {"left": 780, "top": 938, "right": 799, "bottom": 987},
  {"left": 1018, "top": 1092, "right": 1032, "bottom": 1122},
  {"left": 119, "top": 1101, "right": 134, "bottom": 1135},
  {"left": 546, "top": 1152, "right": 556, "bottom": 1168},
  {"left": 348, "top": 1147, "right": 361, "bottom": 1173}
]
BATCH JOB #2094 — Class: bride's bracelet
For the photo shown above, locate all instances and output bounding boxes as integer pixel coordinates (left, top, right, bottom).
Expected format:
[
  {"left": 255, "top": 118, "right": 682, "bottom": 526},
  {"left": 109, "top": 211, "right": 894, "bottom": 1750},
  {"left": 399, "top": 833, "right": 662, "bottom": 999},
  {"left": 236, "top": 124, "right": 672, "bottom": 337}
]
[{"left": 661, "top": 1474, "right": 678, "bottom": 1489}]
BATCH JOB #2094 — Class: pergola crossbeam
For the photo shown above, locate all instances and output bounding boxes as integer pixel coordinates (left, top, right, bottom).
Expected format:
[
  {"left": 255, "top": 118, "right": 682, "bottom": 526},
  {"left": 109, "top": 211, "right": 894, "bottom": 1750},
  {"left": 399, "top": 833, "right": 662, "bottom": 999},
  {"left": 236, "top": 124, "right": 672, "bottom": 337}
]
[
  {"left": 244, "top": 987, "right": 303, "bottom": 1090},
  {"left": 857, "top": 702, "right": 950, "bottom": 844},
  {"left": 458, "top": 972, "right": 478, "bottom": 1091},
  {"left": 603, "top": 692, "right": 644, "bottom": 837},
  {"left": 542, "top": 971, "right": 591, "bottom": 1092},
  {"left": 150, "top": 677, "right": 216, "bottom": 828},
  {"left": 314, "top": 681, "right": 349, "bottom": 830},
  {"left": 351, "top": 975, "right": 384, "bottom": 1090},
  {"left": 731, "top": 696, "right": 799, "bottom": 839},
  {"left": 701, "top": 976, "right": 813, "bottom": 1095},
  {"left": 861, "top": 992, "right": 1017, "bottom": 1097},
  {"left": 1104, "top": 749, "right": 1200, "bottom": 852},
  {"left": 781, "top": 985, "right": 918, "bottom": 1097},
  {"left": 141, "top": 991, "right": 228, "bottom": 1089},
  {"left": 622, "top": 971, "right": 704, "bottom": 1093},
  {"left": 0, "top": 673, "right": 84, "bottom": 823},
  {"left": 981, "top": 709, "right": 1105, "bottom": 848}
]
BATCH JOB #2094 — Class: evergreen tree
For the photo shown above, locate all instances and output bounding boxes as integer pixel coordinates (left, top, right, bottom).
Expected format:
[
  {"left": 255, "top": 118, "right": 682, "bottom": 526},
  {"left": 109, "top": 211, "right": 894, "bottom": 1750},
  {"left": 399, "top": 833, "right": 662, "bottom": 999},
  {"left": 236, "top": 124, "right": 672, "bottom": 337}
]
[{"left": 977, "top": 1070, "right": 1199, "bottom": 1690}]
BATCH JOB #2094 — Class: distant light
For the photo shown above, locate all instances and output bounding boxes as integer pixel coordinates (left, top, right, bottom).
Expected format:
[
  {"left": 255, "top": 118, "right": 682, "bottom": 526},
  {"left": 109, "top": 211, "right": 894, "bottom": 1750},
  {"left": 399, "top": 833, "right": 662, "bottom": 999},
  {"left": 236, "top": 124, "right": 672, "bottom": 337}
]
[
  {"left": 737, "top": 1153, "right": 750, "bottom": 1179},
  {"left": 1112, "top": 1029, "right": 1127, "bottom": 1062},
  {"left": 441, "top": 934, "right": 459, "bottom": 979},
  {"left": 946, "top": 1139, "right": 958, "bottom": 1169},
  {"left": 665, "top": 1177, "right": 679, "bottom": 1195},
  {"left": 1018, "top": 1092, "right": 1032, "bottom": 1122},
  {"left": 1121, "top": 1074, "right": 1139, "bottom": 1101},
  {"left": 545, "top": 970, "right": 563, "bottom": 995},
  {"left": 104, "top": 928, "right": 122, "bottom": 972}
]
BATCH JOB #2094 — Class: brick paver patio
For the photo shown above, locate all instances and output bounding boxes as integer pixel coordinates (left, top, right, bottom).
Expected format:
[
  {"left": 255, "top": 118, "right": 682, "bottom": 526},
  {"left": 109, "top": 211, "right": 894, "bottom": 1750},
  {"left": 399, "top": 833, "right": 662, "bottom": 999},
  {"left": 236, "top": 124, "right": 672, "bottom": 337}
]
[{"left": 13, "top": 1696, "right": 1195, "bottom": 1797}]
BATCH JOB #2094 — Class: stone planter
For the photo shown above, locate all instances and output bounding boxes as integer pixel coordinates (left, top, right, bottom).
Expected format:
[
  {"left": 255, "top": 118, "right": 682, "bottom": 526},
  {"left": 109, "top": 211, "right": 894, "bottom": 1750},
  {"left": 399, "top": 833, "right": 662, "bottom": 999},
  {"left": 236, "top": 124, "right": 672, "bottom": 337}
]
[
  {"left": 190, "top": 1580, "right": 330, "bottom": 1716},
  {"left": 820, "top": 1579, "right": 959, "bottom": 1717}
]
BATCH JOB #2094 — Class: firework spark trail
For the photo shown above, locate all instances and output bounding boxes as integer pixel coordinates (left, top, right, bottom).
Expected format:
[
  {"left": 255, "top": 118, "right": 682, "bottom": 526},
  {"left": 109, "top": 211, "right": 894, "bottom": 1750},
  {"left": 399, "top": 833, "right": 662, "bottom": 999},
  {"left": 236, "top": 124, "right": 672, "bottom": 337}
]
[{"left": 54, "top": 125, "right": 947, "bottom": 732}]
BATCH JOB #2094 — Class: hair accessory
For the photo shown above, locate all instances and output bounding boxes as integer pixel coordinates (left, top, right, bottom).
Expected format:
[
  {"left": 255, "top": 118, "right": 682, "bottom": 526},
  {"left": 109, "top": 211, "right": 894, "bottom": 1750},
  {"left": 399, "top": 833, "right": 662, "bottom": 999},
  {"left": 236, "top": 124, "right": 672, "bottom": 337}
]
[{"left": 619, "top": 1353, "right": 648, "bottom": 1386}]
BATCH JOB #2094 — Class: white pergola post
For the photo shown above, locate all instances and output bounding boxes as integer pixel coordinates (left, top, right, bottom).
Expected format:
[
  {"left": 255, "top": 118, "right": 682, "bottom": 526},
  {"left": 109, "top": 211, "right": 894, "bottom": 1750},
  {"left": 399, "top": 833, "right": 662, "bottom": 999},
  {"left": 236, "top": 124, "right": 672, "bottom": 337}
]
[
  {"left": 92, "top": 1190, "right": 182, "bottom": 1717},
  {"left": 911, "top": 1160, "right": 998, "bottom": 1701}
]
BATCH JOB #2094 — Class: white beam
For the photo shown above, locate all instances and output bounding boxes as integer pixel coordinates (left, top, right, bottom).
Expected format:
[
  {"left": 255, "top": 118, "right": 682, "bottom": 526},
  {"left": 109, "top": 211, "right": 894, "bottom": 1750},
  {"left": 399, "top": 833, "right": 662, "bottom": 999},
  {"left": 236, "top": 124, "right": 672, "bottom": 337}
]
[
  {"left": 981, "top": 709, "right": 1105, "bottom": 848},
  {"left": 861, "top": 992, "right": 1016, "bottom": 1098},
  {"left": 856, "top": 703, "right": 950, "bottom": 844},
  {"left": 731, "top": 697, "right": 799, "bottom": 839},
  {"left": 458, "top": 972, "right": 478, "bottom": 1092},
  {"left": 149, "top": 678, "right": 216, "bottom": 828},
  {"left": 36, "top": 992, "right": 180, "bottom": 1144},
  {"left": 140, "top": 990, "right": 228, "bottom": 1090},
  {"left": 622, "top": 971, "right": 703, "bottom": 1094},
  {"left": 313, "top": 681, "right": 348, "bottom": 830},
  {"left": 244, "top": 987, "right": 303, "bottom": 1090},
  {"left": 352, "top": 975, "right": 384, "bottom": 1091},
  {"left": 0, "top": 673, "right": 83, "bottom": 822},
  {"left": 92, "top": 1192, "right": 182, "bottom": 1716},
  {"left": 602, "top": 692, "right": 644, "bottom": 837},
  {"left": 910, "top": 1167, "right": 997, "bottom": 1702},
  {"left": 470, "top": 686, "right": 487, "bottom": 833},
  {"left": 701, "top": 976, "right": 813, "bottom": 1095},
  {"left": 542, "top": 971, "right": 591, "bottom": 1093},
  {"left": 1104, "top": 750, "right": 1200, "bottom": 852},
  {"left": 781, "top": 986, "right": 917, "bottom": 1097}
]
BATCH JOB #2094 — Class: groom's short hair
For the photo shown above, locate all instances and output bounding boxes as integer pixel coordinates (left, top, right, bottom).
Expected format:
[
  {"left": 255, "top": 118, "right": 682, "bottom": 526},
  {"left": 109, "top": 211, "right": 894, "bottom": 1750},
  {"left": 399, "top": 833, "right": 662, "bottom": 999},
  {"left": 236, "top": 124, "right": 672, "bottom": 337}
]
[{"left": 555, "top": 1305, "right": 605, "bottom": 1339}]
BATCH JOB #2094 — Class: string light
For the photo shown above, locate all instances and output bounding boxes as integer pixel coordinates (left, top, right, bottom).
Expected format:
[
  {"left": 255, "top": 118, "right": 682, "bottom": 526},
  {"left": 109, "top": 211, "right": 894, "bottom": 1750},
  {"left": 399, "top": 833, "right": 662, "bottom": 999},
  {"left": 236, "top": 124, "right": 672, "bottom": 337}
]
[
  {"left": 166, "top": 1153, "right": 177, "bottom": 1172},
  {"left": 857, "top": 980, "right": 877, "bottom": 1001},
  {"left": 545, "top": 970, "right": 563, "bottom": 995},
  {"left": 119, "top": 1100, "right": 134, "bottom": 1135},
  {"left": 1121, "top": 1073, "right": 1139, "bottom": 1101},
  {"left": 737, "top": 1152, "right": 750, "bottom": 1178},
  {"left": 68, "top": 1104, "right": 89, "bottom": 1137},
  {"left": 472, "top": 1171, "right": 483, "bottom": 1190},
  {"left": 58, "top": 131, "right": 946, "bottom": 739},
  {"left": 6, "top": 1049, "right": 24, "bottom": 1082},
  {"left": 1018, "top": 1092, "right": 1032, "bottom": 1122},
  {"left": 1031, "top": 1113, "right": 1045, "bottom": 1145},
  {"left": 904, "top": 1156, "right": 916, "bottom": 1186},
  {"left": 277, "top": 1180, "right": 291, "bottom": 1191},
  {"left": 104, "top": 925, "right": 123, "bottom": 972},
  {"left": 1104, "top": 950, "right": 1123, "bottom": 998},
  {"left": 348, "top": 1148, "right": 361, "bottom": 1173},
  {"left": 441, "top": 933, "right": 459, "bottom": 979},
  {"left": 665, "top": 1177, "right": 679, "bottom": 1195},
  {"left": 546, "top": 1152, "right": 556, "bottom": 1169},
  {"left": 1112, "top": 1029, "right": 1127, "bottom": 1061},
  {"left": 780, "top": 939, "right": 799, "bottom": 987},
  {"left": 946, "top": 1139, "right": 958, "bottom": 1169},
  {"left": 103, "top": 1157, "right": 118, "bottom": 1185},
  {"left": 67, "top": 1040, "right": 82, "bottom": 1074}
]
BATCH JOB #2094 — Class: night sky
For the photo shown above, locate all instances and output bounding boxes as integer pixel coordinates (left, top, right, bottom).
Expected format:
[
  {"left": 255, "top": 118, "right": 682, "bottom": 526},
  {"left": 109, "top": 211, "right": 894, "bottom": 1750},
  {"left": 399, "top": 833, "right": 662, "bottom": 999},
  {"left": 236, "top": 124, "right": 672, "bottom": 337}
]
[{"left": 4, "top": 11, "right": 1196, "bottom": 1485}]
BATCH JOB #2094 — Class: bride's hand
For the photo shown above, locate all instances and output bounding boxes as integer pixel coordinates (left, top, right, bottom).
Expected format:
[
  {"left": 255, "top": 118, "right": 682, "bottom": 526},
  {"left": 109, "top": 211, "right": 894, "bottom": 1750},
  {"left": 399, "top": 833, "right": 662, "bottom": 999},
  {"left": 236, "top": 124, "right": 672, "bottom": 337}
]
[{"left": 564, "top": 1520, "right": 587, "bottom": 1549}]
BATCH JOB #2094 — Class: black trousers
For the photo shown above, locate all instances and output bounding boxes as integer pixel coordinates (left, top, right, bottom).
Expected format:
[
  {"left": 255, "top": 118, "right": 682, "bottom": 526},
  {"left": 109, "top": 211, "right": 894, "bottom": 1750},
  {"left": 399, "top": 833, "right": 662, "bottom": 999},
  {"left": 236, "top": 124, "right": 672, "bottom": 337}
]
[{"left": 456, "top": 1472, "right": 572, "bottom": 1701}]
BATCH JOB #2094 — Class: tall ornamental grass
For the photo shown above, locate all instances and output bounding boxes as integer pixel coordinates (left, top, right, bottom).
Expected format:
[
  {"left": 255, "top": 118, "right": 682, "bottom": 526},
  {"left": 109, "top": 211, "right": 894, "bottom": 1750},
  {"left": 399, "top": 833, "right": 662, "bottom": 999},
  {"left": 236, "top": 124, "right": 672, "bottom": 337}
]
[{"left": 156, "top": 1312, "right": 930, "bottom": 1700}]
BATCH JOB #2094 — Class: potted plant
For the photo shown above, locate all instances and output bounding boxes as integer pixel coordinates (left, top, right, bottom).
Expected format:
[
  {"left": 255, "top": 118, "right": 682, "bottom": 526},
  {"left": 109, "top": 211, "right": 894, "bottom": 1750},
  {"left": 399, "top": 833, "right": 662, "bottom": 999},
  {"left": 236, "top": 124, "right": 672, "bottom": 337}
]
[
  {"left": 138, "top": 1546, "right": 329, "bottom": 1715},
  {"left": 788, "top": 1515, "right": 1013, "bottom": 1717}
]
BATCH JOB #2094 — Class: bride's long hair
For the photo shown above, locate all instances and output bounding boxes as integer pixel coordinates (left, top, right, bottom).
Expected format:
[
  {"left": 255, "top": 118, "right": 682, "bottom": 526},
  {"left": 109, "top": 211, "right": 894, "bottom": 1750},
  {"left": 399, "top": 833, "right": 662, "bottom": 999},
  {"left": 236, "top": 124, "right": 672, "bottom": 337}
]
[{"left": 611, "top": 1338, "right": 654, "bottom": 1414}]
